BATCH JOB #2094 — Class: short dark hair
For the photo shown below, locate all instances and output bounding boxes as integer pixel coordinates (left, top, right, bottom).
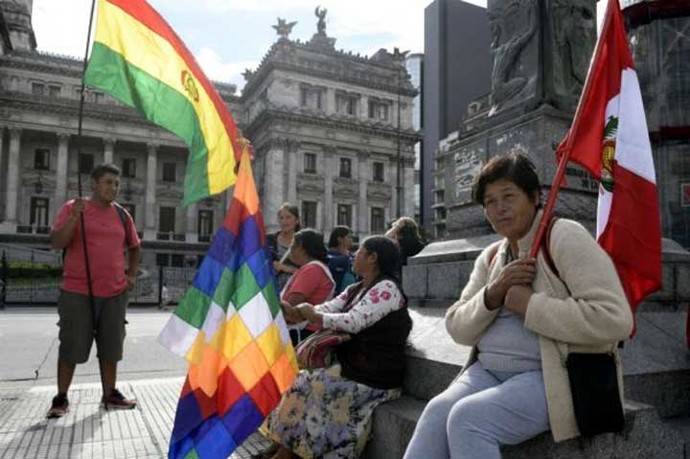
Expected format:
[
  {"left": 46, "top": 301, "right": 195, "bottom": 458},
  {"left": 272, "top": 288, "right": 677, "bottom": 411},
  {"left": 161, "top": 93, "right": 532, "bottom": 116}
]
[
  {"left": 293, "top": 228, "right": 328, "bottom": 263},
  {"left": 472, "top": 153, "right": 541, "bottom": 206},
  {"left": 91, "top": 163, "right": 121, "bottom": 181},
  {"left": 328, "top": 226, "right": 351, "bottom": 248}
]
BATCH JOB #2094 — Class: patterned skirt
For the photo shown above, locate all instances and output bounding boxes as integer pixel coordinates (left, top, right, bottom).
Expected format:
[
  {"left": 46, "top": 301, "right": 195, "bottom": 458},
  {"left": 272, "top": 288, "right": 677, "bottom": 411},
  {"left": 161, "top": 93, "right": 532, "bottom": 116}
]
[{"left": 266, "top": 364, "right": 401, "bottom": 459}]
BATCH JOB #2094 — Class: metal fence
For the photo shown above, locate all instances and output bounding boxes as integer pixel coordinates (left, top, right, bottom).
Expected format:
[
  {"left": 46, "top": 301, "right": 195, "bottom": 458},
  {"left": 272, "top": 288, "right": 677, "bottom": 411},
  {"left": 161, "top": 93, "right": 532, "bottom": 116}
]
[{"left": 0, "top": 249, "right": 197, "bottom": 307}]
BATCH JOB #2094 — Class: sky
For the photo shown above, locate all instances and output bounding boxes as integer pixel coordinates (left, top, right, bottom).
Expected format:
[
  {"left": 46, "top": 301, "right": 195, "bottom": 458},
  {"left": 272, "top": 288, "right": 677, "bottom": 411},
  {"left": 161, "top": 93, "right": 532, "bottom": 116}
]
[
  {"left": 32, "top": 0, "right": 483, "bottom": 92},
  {"left": 31, "top": 0, "right": 606, "bottom": 94}
]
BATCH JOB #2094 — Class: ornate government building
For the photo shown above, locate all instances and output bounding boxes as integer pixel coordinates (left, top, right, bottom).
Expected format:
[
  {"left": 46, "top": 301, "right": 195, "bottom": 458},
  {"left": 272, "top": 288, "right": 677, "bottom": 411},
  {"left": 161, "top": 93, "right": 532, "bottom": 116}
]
[{"left": 0, "top": 1, "right": 419, "bottom": 267}]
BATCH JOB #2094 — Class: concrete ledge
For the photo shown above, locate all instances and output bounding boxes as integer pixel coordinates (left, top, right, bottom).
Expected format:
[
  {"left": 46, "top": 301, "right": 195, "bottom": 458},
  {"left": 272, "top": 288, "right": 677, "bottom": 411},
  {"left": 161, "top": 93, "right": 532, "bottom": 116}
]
[
  {"left": 502, "top": 402, "right": 684, "bottom": 459},
  {"left": 363, "top": 396, "right": 425, "bottom": 459},
  {"left": 364, "top": 399, "right": 684, "bottom": 459}
]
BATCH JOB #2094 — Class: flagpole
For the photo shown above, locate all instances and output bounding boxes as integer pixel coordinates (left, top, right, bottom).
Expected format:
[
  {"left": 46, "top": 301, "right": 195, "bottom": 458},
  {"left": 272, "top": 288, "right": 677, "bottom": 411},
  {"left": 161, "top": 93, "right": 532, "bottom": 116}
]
[
  {"left": 75, "top": 0, "right": 98, "bottom": 333},
  {"left": 529, "top": 0, "right": 618, "bottom": 258}
]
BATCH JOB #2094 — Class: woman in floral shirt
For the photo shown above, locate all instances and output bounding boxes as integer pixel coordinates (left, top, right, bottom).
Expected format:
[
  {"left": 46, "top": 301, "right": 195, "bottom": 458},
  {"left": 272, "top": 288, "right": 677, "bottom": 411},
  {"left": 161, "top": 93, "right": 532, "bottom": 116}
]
[{"left": 263, "top": 236, "right": 413, "bottom": 459}]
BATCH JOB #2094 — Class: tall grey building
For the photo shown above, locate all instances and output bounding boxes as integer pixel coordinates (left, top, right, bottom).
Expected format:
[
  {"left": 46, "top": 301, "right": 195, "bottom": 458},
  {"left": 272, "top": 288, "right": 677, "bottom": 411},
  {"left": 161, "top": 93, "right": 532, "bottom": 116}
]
[
  {"left": 422, "top": 0, "right": 491, "bottom": 236},
  {"left": 0, "top": 3, "right": 419, "bottom": 267}
]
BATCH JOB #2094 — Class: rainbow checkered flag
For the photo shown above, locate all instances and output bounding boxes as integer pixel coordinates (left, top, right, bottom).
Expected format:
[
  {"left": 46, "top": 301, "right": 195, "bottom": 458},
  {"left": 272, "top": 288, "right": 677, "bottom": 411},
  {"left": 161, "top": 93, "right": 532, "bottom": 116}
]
[{"left": 158, "top": 148, "right": 298, "bottom": 458}]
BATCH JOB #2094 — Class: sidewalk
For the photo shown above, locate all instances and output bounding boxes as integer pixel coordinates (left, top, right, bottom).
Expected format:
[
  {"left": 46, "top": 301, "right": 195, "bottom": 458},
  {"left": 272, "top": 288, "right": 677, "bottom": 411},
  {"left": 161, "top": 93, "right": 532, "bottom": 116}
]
[{"left": 0, "top": 377, "right": 271, "bottom": 458}]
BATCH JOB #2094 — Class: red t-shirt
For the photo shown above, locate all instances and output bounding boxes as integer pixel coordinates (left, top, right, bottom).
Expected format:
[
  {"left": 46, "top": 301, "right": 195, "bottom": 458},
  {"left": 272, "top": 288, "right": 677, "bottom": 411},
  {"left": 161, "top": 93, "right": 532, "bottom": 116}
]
[
  {"left": 281, "top": 261, "right": 335, "bottom": 306},
  {"left": 53, "top": 199, "right": 140, "bottom": 297}
]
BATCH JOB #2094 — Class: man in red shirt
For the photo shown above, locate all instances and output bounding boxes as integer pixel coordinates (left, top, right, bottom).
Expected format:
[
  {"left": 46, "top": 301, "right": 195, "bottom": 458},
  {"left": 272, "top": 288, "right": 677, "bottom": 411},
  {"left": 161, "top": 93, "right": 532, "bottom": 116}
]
[{"left": 47, "top": 164, "right": 141, "bottom": 418}]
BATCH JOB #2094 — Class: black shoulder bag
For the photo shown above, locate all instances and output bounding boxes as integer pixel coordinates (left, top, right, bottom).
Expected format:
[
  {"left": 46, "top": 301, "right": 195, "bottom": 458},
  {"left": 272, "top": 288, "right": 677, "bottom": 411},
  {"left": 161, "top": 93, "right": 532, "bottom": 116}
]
[{"left": 545, "top": 219, "right": 625, "bottom": 437}]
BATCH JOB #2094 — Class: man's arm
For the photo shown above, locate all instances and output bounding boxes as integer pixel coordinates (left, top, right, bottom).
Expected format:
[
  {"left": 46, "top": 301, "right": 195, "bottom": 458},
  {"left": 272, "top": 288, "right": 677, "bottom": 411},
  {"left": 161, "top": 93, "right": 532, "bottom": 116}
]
[
  {"left": 50, "top": 199, "right": 84, "bottom": 249},
  {"left": 126, "top": 245, "right": 141, "bottom": 290}
]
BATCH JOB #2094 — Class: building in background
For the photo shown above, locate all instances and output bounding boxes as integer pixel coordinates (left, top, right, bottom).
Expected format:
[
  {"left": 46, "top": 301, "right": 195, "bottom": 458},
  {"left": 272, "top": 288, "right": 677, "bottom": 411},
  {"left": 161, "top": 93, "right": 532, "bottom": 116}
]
[
  {"left": 0, "top": 2, "right": 420, "bottom": 267},
  {"left": 406, "top": 53, "right": 423, "bottom": 222},
  {"left": 421, "top": 0, "right": 491, "bottom": 237},
  {"left": 242, "top": 23, "right": 419, "bottom": 237}
]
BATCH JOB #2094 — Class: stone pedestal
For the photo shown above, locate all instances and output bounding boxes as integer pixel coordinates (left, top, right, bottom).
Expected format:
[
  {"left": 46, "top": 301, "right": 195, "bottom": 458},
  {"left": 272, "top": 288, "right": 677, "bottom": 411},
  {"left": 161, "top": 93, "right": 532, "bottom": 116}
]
[{"left": 441, "top": 105, "right": 598, "bottom": 239}]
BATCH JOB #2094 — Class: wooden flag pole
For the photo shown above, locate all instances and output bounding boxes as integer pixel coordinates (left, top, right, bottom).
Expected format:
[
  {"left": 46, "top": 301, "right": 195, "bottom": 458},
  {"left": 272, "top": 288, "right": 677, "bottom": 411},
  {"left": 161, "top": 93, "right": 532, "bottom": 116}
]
[{"left": 75, "top": 0, "right": 98, "bottom": 333}]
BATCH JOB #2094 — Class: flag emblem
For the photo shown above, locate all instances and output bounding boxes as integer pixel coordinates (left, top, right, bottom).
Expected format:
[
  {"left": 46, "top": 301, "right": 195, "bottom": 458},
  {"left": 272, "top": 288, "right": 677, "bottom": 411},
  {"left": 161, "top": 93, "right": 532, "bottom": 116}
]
[{"left": 600, "top": 116, "right": 618, "bottom": 193}]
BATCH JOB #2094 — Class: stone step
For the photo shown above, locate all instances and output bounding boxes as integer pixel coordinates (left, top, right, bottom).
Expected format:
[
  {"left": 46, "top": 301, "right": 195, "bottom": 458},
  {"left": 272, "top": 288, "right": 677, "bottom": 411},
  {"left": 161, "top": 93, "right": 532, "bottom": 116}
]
[
  {"left": 364, "top": 398, "right": 685, "bottom": 459},
  {"left": 665, "top": 415, "right": 690, "bottom": 458}
]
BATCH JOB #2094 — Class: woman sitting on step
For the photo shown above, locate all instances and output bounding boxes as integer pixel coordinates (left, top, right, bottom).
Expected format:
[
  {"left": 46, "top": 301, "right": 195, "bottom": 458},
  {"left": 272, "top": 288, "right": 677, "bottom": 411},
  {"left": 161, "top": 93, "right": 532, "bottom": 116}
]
[
  {"left": 403, "top": 153, "right": 633, "bottom": 459},
  {"left": 279, "top": 228, "right": 336, "bottom": 345},
  {"left": 263, "top": 236, "right": 412, "bottom": 459}
]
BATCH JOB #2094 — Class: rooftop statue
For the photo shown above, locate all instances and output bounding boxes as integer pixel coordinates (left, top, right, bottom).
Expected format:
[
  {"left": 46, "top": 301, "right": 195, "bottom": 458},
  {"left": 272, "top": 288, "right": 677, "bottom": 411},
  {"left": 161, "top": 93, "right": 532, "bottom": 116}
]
[
  {"left": 315, "top": 6, "right": 327, "bottom": 35},
  {"left": 272, "top": 17, "right": 297, "bottom": 40}
]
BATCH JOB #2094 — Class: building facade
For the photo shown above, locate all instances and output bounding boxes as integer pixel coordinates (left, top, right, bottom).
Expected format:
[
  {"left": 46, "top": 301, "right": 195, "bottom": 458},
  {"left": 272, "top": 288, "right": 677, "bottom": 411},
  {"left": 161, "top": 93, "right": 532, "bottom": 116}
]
[{"left": 0, "top": 2, "right": 419, "bottom": 267}]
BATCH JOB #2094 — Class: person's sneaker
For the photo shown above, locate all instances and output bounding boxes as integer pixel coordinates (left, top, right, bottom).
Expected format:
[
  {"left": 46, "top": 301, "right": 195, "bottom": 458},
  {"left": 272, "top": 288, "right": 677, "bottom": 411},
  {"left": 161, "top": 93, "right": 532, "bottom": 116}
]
[
  {"left": 47, "top": 393, "right": 69, "bottom": 418},
  {"left": 101, "top": 388, "right": 137, "bottom": 410}
]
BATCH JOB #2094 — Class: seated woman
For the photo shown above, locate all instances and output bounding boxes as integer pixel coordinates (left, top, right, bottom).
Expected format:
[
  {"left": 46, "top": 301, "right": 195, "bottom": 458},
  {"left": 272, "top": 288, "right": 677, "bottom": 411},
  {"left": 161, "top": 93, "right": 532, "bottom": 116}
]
[
  {"left": 385, "top": 216, "right": 426, "bottom": 266},
  {"left": 266, "top": 236, "right": 412, "bottom": 459},
  {"left": 280, "top": 229, "right": 335, "bottom": 344},
  {"left": 326, "top": 225, "right": 356, "bottom": 295},
  {"left": 403, "top": 153, "right": 632, "bottom": 459}
]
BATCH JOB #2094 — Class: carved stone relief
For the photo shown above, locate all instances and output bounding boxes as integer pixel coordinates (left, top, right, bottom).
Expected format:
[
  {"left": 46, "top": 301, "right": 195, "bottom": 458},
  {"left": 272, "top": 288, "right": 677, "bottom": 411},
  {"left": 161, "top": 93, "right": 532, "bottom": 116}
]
[
  {"left": 488, "top": 0, "right": 538, "bottom": 115},
  {"left": 549, "top": 0, "right": 596, "bottom": 99}
]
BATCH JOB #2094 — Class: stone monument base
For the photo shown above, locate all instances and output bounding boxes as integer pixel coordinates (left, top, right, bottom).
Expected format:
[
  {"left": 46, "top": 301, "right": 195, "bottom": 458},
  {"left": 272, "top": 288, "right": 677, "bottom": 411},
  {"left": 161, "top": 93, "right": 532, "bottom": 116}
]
[{"left": 440, "top": 104, "right": 599, "bottom": 239}]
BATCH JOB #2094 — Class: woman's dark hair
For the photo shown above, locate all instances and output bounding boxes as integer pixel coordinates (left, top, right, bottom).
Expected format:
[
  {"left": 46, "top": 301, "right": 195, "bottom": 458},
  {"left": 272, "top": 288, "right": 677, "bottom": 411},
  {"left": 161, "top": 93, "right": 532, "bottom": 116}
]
[
  {"left": 293, "top": 228, "right": 328, "bottom": 263},
  {"left": 328, "top": 226, "right": 351, "bottom": 248},
  {"left": 472, "top": 153, "right": 541, "bottom": 207},
  {"left": 342, "top": 235, "right": 407, "bottom": 309},
  {"left": 278, "top": 202, "right": 301, "bottom": 232},
  {"left": 362, "top": 236, "right": 402, "bottom": 282},
  {"left": 91, "top": 163, "right": 120, "bottom": 181}
]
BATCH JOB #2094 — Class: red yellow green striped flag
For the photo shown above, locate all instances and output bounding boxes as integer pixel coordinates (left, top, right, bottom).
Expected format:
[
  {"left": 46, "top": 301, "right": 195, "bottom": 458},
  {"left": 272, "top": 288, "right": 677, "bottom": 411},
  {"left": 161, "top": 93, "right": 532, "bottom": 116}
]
[{"left": 84, "top": 0, "right": 240, "bottom": 205}]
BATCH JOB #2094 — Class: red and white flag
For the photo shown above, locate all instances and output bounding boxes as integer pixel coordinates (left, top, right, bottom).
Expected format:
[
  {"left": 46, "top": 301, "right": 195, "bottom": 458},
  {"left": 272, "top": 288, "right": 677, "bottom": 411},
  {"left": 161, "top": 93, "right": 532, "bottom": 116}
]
[{"left": 556, "top": 0, "right": 661, "bottom": 314}]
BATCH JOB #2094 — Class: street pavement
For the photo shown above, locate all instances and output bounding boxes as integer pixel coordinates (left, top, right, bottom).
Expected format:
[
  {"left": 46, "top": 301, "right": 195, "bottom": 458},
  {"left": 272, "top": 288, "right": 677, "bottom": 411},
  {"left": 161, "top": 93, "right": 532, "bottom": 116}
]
[{"left": 0, "top": 307, "right": 270, "bottom": 458}]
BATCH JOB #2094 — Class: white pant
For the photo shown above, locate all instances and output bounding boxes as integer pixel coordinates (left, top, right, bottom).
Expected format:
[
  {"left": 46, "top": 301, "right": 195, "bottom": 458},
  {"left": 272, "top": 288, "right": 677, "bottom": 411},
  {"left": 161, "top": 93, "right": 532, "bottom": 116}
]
[{"left": 403, "top": 361, "right": 550, "bottom": 459}]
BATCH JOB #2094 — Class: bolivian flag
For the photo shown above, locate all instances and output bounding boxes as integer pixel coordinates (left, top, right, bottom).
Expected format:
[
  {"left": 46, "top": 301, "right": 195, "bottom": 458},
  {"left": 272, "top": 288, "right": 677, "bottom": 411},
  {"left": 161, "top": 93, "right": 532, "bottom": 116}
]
[{"left": 85, "top": 0, "right": 240, "bottom": 205}]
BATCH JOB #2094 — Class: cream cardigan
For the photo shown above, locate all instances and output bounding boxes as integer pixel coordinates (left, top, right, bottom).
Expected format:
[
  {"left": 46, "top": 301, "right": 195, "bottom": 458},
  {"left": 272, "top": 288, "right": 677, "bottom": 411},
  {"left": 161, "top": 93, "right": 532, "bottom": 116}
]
[{"left": 445, "top": 212, "right": 633, "bottom": 442}]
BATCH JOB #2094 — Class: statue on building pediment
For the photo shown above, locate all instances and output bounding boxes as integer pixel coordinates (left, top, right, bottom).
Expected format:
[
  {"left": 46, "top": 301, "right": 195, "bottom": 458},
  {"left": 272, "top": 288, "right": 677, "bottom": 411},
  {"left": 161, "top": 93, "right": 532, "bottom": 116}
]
[
  {"left": 488, "top": 0, "right": 538, "bottom": 115},
  {"left": 315, "top": 7, "right": 327, "bottom": 35},
  {"left": 272, "top": 18, "right": 297, "bottom": 40}
]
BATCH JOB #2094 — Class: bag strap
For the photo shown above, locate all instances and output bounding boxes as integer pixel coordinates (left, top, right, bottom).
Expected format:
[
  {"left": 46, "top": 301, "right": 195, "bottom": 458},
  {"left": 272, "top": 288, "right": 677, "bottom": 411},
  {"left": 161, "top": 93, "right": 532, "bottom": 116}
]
[
  {"left": 540, "top": 217, "right": 560, "bottom": 278},
  {"left": 113, "top": 202, "right": 133, "bottom": 249},
  {"left": 487, "top": 244, "right": 500, "bottom": 270}
]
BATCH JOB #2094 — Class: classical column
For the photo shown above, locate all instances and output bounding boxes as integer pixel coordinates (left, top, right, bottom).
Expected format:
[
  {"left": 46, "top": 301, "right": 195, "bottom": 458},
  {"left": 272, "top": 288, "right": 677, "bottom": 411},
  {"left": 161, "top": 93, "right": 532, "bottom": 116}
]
[
  {"left": 103, "top": 137, "right": 115, "bottom": 164},
  {"left": 404, "top": 157, "right": 416, "bottom": 217},
  {"left": 323, "top": 146, "right": 335, "bottom": 230},
  {"left": 0, "top": 128, "right": 5, "bottom": 224},
  {"left": 264, "top": 140, "right": 285, "bottom": 233},
  {"left": 2, "top": 128, "right": 21, "bottom": 229},
  {"left": 286, "top": 139, "right": 298, "bottom": 204},
  {"left": 144, "top": 143, "right": 158, "bottom": 239},
  {"left": 390, "top": 158, "right": 398, "bottom": 220},
  {"left": 186, "top": 202, "right": 198, "bottom": 243},
  {"left": 54, "top": 133, "right": 70, "bottom": 206},
  {"left": 357, "top": 152, "right": 369, "bottom": 236}
]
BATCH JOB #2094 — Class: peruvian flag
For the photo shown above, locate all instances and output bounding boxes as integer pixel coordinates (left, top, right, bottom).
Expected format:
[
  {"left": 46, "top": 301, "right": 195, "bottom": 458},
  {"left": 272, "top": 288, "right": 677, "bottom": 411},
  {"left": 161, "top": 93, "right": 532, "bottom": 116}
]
[{"left": 556, "top": 0, "right": 661, "bottom": 315}]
